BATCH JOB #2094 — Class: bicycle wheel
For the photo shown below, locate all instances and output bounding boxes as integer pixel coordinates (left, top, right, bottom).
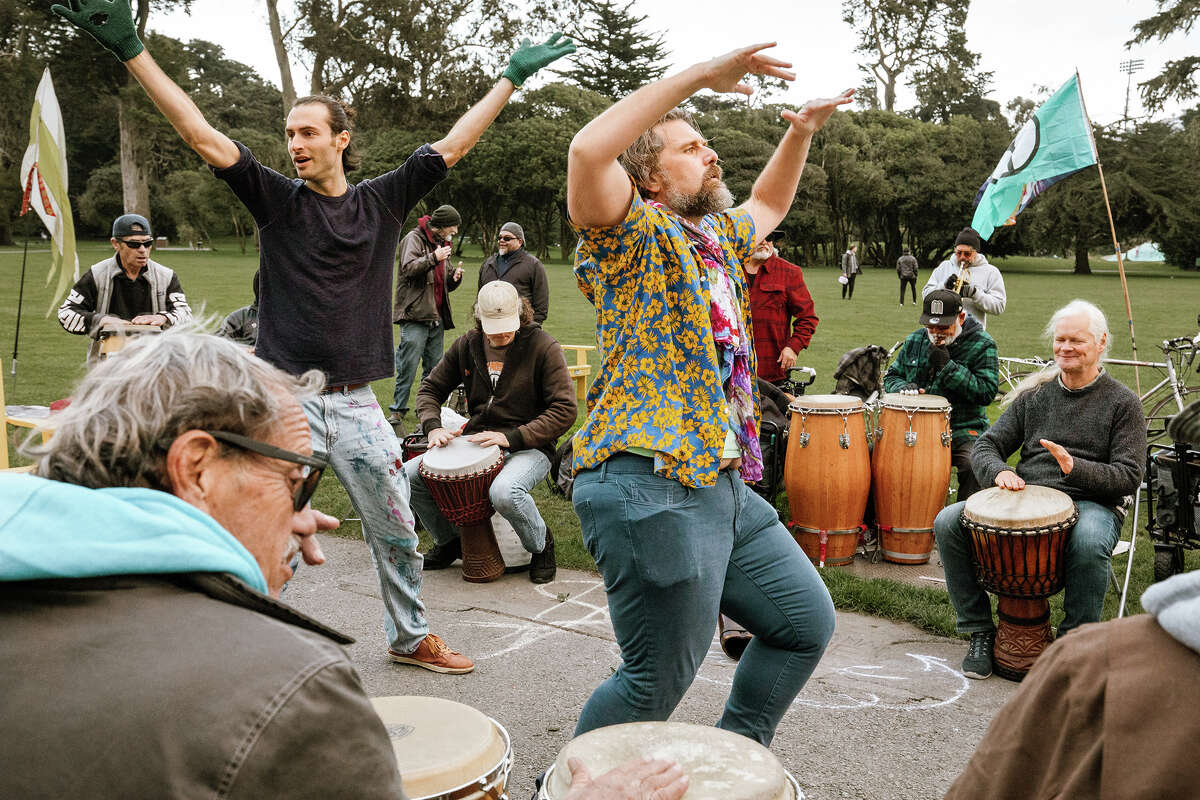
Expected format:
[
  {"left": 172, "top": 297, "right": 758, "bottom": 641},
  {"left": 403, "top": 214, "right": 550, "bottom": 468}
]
[{"left": 1147, "top": 385, "right": 1200, "bottom": 444}]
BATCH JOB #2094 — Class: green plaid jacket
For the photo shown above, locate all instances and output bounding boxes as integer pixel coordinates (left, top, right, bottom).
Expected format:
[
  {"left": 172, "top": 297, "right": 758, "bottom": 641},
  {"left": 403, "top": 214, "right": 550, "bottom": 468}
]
[{"left": 883, "top": 319, "right": 998, "bottom": 444}]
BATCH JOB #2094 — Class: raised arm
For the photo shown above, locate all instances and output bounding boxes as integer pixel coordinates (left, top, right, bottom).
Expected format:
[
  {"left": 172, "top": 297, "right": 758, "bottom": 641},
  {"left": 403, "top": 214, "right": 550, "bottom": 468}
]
[
  {"left": 51, "top": 0, "right": 239, "bottom": 168},
  {"left": 432, "top": 34, "right": 575, "bottom": 167},
  {"left": 567, "top": 43, "right": 797, "bottom": 229}
]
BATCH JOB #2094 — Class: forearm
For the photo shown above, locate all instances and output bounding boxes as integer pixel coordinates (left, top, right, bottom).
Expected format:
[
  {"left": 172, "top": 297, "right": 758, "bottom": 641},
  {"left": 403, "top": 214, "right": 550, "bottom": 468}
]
[
  {"left": 743, "top": 127, "right": 814, "bottom": 232},
  {"left": 125, "top": 51, "right": 239, "bottom": 168},
  {"left": 431, "top": 79, "right": 514, "bottom": 168}
]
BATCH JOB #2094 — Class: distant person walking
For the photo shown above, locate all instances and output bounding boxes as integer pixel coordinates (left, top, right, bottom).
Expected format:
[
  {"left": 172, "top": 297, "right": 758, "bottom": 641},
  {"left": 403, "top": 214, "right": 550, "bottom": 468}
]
[
  {"left": 896, "top": 247, "right": 918, "bottom": 306},
  {"left": 841, "top": 243, "right": 859, "bottom": 300}
]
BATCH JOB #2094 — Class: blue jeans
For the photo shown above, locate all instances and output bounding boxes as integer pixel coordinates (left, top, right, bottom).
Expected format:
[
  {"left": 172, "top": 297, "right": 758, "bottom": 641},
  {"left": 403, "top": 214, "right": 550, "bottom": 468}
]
[
  {"left": 390, "top": 321, "right": 444, "bottom": 414},
  {"left": 303, "top": 386, "right": 427, "bottom": 652},
  {"left": 572, "top": 453, "right": 836, "bottom": 747},
  {"left": 935, "top": 498, "right": 1121, "bottom": 636},
  {"left": 405, "top": 448, "right": 551, "bottom": 553}
]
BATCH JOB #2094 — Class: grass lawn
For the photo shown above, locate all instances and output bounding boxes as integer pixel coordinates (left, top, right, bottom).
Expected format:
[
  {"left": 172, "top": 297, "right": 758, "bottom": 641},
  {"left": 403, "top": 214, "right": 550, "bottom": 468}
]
[{"left": 3, "top": 239, "right": 1198, "bottom": 636}]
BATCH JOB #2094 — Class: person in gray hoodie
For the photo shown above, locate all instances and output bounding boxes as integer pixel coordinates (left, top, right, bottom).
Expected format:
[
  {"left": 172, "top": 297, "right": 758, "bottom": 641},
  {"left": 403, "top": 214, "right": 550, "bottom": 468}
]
[{"left": 922, "top": 227, "right": 1006, "bottom": 328}]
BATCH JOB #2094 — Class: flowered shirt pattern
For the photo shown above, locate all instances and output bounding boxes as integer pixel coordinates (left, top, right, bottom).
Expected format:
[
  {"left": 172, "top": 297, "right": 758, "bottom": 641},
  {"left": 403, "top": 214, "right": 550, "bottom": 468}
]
[{"left": 573, "top": 188, "right": 759, "bottom": 488}]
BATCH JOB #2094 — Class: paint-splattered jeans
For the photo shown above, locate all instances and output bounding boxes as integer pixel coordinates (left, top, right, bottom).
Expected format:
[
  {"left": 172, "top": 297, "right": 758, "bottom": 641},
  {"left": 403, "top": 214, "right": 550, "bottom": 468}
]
[{"left": 303, "top": 385, "right": 427, "bottom": 653}]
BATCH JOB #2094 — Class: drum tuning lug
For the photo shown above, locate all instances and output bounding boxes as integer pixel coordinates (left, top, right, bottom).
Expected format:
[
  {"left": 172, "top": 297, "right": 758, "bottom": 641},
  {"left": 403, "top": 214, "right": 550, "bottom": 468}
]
[
  {"left": 873, "top": 427, "right": 882, "bottom": 441},
  {"left": 905, "top": 431, "right": 918, "bottom": 447},
  {"left": 941, "top": 432, "right": 952, "bottom": 447},
  {"left": 799, "top": 432, "right": 810, "bottom": 448},
  {"left": 839, "top": 433, "right": 850, "bottom": 449}
]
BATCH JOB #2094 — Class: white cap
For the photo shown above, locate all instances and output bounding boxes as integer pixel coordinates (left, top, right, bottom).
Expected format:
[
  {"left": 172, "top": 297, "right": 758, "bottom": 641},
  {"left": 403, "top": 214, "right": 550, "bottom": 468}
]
[{"left": 476, "top": 280, "right": 521, "bottom": 335}]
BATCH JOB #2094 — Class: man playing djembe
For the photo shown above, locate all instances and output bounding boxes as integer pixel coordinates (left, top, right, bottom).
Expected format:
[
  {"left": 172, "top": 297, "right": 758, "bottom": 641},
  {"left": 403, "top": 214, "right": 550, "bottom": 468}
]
[{"left": 934, "top": 299, "right": 1145, "bottom": 679}]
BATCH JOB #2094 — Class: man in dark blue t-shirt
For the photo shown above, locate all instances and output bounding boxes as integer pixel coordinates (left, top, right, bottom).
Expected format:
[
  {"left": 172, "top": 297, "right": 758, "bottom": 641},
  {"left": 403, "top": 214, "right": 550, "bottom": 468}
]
[{"left": 54, "top": 0, "right": 575, "bottom": 674}]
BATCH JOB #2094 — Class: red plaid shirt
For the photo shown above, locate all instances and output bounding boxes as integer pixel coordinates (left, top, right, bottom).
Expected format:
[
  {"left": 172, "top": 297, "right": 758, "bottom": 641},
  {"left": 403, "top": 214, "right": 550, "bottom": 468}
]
[{"left": 746, "top": 253, "right": 818, "bottom": 382}]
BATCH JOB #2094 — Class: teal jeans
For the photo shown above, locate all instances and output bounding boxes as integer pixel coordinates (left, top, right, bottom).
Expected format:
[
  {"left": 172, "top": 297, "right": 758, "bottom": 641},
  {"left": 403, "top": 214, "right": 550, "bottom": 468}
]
[{"left": 572, "top": 453, "right": 835, "bottom": 746}]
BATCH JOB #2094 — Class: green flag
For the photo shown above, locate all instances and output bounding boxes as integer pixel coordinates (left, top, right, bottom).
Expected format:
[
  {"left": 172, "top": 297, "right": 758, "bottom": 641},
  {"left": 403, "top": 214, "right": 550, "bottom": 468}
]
[{"left": 971, "top": 74, "right": 1098, "bottom": 241}]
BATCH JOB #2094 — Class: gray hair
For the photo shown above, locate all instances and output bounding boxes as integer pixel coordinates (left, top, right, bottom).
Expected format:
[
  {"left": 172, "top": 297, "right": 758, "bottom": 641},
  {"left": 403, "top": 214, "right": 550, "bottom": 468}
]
[
  {"left": 25, "top": 327, "right": 324, "bottom": 491},
  {"left": 1003, "top": 299, "right": 1111, "bottom": 406},
  {"left": 619, "top": 108, "right": 699, "bottom": 198}
]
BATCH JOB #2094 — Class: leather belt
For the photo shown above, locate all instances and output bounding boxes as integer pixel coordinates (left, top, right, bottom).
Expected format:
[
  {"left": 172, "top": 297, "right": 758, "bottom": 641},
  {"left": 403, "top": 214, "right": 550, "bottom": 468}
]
[{"left": 321, "top": 382, "right": 369, "bottom": 394}]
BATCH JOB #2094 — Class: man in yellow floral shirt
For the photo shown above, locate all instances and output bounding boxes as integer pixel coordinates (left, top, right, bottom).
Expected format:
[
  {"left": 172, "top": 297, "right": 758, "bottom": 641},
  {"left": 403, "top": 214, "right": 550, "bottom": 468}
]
[{"left": 567, "top": 42, "right": 852, "bottom": 746}]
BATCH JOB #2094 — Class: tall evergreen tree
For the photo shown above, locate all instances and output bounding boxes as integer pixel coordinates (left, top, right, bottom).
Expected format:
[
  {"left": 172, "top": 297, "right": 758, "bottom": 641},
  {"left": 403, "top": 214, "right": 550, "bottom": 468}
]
[{"left": 561, "top": 0, "right": 668, "bottom": 100}]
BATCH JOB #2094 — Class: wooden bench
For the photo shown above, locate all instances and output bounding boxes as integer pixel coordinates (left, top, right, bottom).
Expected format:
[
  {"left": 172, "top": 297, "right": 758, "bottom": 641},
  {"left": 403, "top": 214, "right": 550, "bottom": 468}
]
[{"left": 560, "top": 345, "right": 596, "bottom": 404}]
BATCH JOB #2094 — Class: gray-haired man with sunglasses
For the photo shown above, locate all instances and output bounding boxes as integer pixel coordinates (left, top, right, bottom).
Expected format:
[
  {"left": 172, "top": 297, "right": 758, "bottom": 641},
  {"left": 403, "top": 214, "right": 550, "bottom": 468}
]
[{"left": 57, "top": 213, "right": 192, "bottom": 360}]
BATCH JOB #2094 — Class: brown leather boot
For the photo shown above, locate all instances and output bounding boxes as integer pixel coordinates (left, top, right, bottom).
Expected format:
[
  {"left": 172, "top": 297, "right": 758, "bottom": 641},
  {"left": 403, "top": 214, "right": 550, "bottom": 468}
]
[{"left": 719, "top": 614, "right": 753, "bottom": 661}]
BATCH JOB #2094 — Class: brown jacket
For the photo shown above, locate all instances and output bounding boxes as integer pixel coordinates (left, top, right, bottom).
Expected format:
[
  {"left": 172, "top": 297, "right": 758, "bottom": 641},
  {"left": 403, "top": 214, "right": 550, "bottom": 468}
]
[
  {"left": 945, "top": 614, "right": 1200, "bottom": 800},
  {"left": 393, "top": 220, "right": 462, "bottom": 326},
  {"left": 0, "top": 573, "right": 405, "bottom": 799},
  {"left": 417, "top": 325, "right": 576, "bottom": 461}
]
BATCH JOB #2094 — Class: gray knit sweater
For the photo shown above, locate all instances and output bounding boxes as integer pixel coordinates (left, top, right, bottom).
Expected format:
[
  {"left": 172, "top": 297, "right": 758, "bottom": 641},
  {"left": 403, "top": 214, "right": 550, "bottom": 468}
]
[{"left": 971, "top": 370, "right": 1146, "bottom": 510}]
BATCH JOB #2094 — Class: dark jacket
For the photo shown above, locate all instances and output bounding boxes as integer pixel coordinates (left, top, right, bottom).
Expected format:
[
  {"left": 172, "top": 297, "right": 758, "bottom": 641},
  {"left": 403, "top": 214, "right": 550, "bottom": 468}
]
[
  {"left": 896, "top": 254, "right": 918, "bottom": 279},
  {"left": 882, "top": 317, "right": 998, "bottom": 444},
  {"left": 393, "top": 216, "right": 462, "bottom": 326},
  {"left": 217, "top": 304, "right": 259, "bottom": 347},
  {"left": 478, "top": 248, "right": 550, "bottom": 324},
  {"left": 417, "top": 325, "right": 576, "bottom": 461}
]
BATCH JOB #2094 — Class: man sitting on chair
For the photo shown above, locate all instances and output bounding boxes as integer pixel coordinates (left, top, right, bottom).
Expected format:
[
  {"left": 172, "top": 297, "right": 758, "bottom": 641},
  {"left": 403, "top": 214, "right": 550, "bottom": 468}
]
[
  {"left": 405, "top": 281, "right": 576, "bottom": 583},
  {"left": 934, "top": 299, "right": 1145, "bottom": 679}
]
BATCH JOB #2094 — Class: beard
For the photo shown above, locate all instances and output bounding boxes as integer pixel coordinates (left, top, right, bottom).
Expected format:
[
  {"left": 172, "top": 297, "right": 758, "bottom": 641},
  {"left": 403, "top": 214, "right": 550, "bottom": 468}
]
[
  {"left": 926, "top": 327, "right": 962, "bottom": 347},
  {"left": 661, "top": 168, "right": 734, "bottom": 218}
]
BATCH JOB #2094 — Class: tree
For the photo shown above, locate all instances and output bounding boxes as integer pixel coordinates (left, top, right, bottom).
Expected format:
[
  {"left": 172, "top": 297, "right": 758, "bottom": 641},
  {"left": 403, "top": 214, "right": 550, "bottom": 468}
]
[
  {"left": 264, "top": 0, "right": 297, "bottom": 112},
  {"left": 560, "top": 0, "right": 668, "bottom": 100},
  {"left": 1128, "top": 0, "right": 1199, "bottom": 111},
  {"left": 842, "top": 0, "right": 974, "bottom": 113}
]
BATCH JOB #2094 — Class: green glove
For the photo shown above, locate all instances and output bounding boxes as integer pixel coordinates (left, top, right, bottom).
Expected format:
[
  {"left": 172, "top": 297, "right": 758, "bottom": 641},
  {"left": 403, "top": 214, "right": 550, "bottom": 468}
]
[
  {"left": 502, "top": 32, "right": 576, "bottom": 89},
  {"left": 51, "top": 0, "right": 145, "bottom": 62}
]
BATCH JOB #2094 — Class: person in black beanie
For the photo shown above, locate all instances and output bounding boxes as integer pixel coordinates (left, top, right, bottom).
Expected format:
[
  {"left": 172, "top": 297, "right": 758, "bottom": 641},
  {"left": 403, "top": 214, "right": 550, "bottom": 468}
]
[{"left": 922, "top": 227, "right": 1006, "bottom": 329}]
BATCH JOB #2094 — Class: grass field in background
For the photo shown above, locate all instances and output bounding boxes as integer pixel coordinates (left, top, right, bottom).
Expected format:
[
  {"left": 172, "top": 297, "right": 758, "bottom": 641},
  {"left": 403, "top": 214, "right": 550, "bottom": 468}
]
[{"left": 3, "top": 239, "right": 1198, "bottom": 635}]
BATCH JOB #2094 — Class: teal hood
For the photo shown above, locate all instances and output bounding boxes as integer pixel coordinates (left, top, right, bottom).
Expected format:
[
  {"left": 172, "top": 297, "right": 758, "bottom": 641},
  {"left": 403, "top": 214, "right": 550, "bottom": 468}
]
[{"left": 0, "top": 474, "right": 268, "bottom": 594}]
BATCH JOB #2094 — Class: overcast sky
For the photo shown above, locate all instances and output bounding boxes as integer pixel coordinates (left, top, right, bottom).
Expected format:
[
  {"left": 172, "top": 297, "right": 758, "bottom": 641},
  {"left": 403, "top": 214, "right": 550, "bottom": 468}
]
[{"left": 151, "top": 0, "right": 1194, "bottom": 126}]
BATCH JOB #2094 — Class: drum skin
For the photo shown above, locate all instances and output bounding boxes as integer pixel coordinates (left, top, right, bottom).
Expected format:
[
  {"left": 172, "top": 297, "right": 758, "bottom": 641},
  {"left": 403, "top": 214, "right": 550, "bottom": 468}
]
[
  {"left": 871, "top": 393, "right": 953, "bottom": 564},
  {"left": 784, "top": 395, "right": 870, "bottom": 566},
  {"left": 370, "top": 696, "right": 510, "bottom": 800}
]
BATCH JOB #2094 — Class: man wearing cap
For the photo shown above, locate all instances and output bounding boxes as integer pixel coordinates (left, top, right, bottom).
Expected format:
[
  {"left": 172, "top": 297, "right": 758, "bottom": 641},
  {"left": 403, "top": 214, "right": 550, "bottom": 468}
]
[
  {"left": 478, "top": 221, "right": 550, "bottom": 325},
  {"left": 744, "top": 233, "right": 817, "bottom": 387},
  {"left": 883, "top": 289, "right": 998, "bottom": 502},
  {"left": 405, "top": 281, "right": 576, "bottom": 583},
  {"left": 57, "top": 213, "right": 192, "bottom": 359},
  {"left": 922, "top": 227, "right": 1006, "bottom": 328},
  {"left": 389, "top": 204, "right": 466, "bottom": 433}
]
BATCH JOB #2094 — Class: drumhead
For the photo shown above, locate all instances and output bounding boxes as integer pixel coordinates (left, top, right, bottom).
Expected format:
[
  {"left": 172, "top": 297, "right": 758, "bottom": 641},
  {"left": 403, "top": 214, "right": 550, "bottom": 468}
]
[
  {"left": 371, "top": 696, "right": 507, "bottom": 799},
  {"left": 420, "top": 437, "right": 502, "bottom": 476},
  {"left": 788, "top": 393, "right": 863, "bottom": 413},
  {"left": 545, "top": 722, "right": 793, "bottom": 800},
  {"left": 879, "top": 392, "right": 950, "bottom": 412},
  {"left": 962, "top": 485, "right": 1076, "bottom": 530}
]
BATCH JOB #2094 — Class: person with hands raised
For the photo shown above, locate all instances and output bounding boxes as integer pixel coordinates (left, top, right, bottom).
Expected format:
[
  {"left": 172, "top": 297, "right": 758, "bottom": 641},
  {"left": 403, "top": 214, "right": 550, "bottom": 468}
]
[{"left": 567, "top": 42, "right": 849, "bottom": 746}]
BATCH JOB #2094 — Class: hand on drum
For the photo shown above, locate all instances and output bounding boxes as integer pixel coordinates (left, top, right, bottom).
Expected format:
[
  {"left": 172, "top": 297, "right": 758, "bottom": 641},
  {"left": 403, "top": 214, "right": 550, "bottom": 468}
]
[
  {"left": 130, "top": 313, "right": 167, "bottom": 327},
  {"left": 563, "top": 756, "right": 688, "bottom": 800},
  {"left": 1039, "top": 438, "right": 1074, "bottom": 475},
  {"left": 428, "top": 427, "right": 460, "bottom": 448},
  {"left": 467, "top": 431, "right": 510, "bottom": 449},
  {"left": 994, "top": 470, "right": 1025, "bottom": 491}
]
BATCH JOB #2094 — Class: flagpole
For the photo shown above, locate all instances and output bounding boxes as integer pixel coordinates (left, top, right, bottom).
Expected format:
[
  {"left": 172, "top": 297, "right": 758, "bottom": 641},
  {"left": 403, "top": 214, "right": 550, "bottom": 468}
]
[
  {"left": 1077, "top": 70, "right": 1141, "bottom": 394},
  {"left": 11, "top": 213, "right": 30, "bottom": 381}
]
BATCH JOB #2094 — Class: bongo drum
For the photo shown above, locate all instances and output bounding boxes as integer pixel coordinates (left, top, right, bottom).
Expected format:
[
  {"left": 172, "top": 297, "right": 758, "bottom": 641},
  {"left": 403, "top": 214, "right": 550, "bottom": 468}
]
[
  {"left": 371, "top": 696, "right": 511, "bottom": 800},
  {"left": 96, "top": 322, "right": 162, "bottom": 359},
  {"left": 784, "top": 394, "right": 870, "bottom": 567},
  {"left": 962, "top": 486, "right": 1077, "bottom": 681},
  {"left": 538, "top": 722, "right": 803, "bottom": 799},
  {"left": 418, "top": 438, "right": 506, "bottom": 583},
  {"left": 871, "top": 393, "right": 953, "bottom": 564}
]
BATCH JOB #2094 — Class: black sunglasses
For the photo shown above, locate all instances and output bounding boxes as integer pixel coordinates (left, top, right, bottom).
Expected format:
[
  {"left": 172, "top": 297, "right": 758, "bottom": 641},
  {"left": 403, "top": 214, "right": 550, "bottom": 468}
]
[
  {"left": 207, "top": 430, "right": 327, "bottom": 511},
  {"left": 121, "top": 239, "right": 154, "bottom": 249},
  {"left": 497, "top": 235, "right": 518, "bottom": 242}
]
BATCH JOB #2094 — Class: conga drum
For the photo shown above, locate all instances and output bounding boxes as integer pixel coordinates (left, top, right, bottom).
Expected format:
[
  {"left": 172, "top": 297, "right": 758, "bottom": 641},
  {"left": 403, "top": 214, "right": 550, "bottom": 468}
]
[
  {"left": 871, "top": 393, "right": 953, "bottom": 564},
  {"left": 785, "top": 394, "right": 870, "bottom": 567},
  {"left": 418, "top": 438, "right": 506, "bottom": 583},
  {"left": 962, "top": 486, "right": 1077, "bottom": 681},
  {"left": 538, "top": 722, "right": 802, "bottom": 799},
  {"left": 96, "top": 322, "right": 162, "bottom": 359},
  {"left": 371, "top": 696, "right": 512, "bottom": 800}
]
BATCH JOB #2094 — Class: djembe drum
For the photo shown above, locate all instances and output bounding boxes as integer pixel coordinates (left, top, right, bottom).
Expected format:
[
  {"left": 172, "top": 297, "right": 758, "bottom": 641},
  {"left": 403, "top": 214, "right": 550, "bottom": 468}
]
[
  {"left": 784, "top": 394, "right": 871, "bottom": 566},
  {"left": 371, "top": 696, "right": 512, "bottom": 800},
  {"left": 871, "top": 393, "right": 953, "bottom": 564},
  {"left": 962, "top": 486, "right": 1077, "bottom": 681},
  {"left": 538, "top": 721, "right": 802, "bottom": 799},
  {"left": 96, "top": 322, "right": 162, "bottom": 359},
  {"left": 418, "top": 438, "right": 506, "bottom": 583}
]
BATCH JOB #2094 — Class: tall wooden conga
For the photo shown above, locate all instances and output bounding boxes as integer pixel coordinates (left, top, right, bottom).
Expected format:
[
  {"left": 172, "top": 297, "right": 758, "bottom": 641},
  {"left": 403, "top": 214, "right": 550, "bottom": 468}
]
[
  {"left": 872, "top": 393, "right": 953, "bottom": 564},
  {"left": 418, "top": 438, "right": 507, "bottom": 583},
  {"left": 785, "top": 394, "right": 871, "bottom": 566},
  {"left": 962, "top": 486, "right": 1077, "bottom": 681}
]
